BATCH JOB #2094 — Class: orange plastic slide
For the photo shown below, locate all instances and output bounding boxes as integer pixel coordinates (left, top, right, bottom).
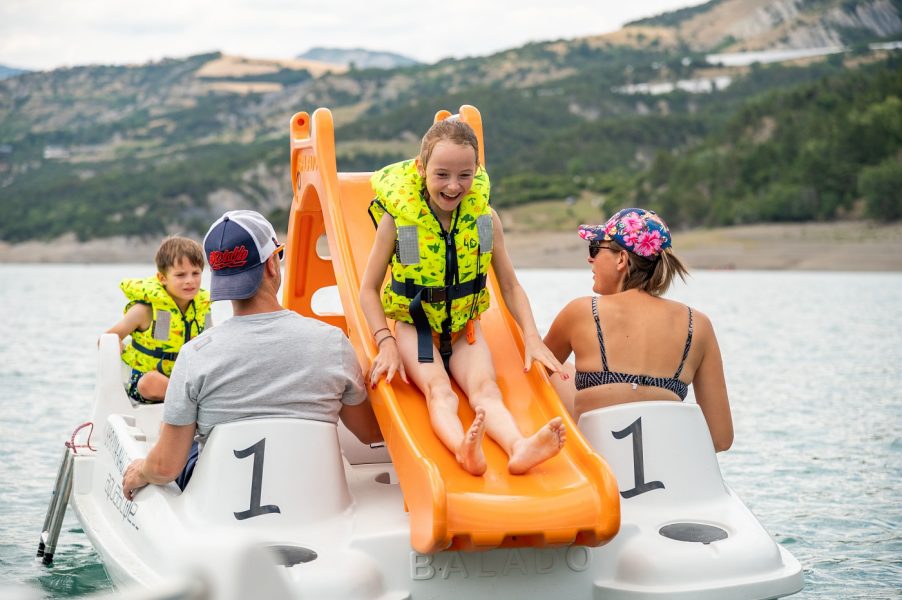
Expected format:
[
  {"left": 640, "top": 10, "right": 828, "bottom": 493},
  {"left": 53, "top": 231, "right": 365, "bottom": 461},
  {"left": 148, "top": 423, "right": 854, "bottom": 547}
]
[{"left": 281, "top": 106, "right": 620, "bottom": 554}]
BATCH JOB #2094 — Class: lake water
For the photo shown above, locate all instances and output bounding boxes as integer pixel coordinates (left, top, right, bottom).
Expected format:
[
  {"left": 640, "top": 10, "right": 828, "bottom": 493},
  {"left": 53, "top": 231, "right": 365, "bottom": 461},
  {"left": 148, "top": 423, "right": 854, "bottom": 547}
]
[{"left": 1, "top": 265, "right": 900, "bottom": 598}]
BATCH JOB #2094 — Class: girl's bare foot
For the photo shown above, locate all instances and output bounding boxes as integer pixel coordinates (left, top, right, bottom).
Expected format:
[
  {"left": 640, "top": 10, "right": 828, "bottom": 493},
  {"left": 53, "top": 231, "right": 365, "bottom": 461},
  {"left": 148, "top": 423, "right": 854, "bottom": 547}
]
[
  {"left": 456, "top": 408, "right": 487, "bottom": 476},
  {"left": 508, "top": 417, "right": 566, "bottom": 475}
]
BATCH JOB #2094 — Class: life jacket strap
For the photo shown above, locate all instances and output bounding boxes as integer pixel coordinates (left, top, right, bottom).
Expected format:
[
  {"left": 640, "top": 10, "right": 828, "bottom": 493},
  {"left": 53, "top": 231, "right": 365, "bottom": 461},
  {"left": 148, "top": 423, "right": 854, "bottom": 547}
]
[
  {"left": 390, "top": 274, "right": 487, "bottom": 304},
  {"left": 130, "top": 340, "right": 179, "bottom": 363},
  {"left": 409, "top": 291, "right": 434, "bottom": 364},
  {"left": 438, "top": 331, "right": 453, "bottom": 372},
  {"left": 394, "top": 275, "right": 487, "bottom": 366}
]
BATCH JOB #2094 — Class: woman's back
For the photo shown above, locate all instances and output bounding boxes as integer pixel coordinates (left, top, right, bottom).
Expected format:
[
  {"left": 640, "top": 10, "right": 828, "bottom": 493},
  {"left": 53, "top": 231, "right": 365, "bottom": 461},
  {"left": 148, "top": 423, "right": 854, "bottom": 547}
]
[
  {"left": 550, "top": 290, "right": 730, "bottom": 450},
  {"left": 565, "top": 291, "right": 698, "bottom": 410}
]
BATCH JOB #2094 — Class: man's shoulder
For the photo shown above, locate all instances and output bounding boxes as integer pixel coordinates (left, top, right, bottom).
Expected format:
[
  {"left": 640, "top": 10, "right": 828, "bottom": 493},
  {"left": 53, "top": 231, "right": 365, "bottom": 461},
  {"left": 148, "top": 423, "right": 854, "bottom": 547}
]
[
  {"left": 181, "top": 328, "right": 215, "bottom": 354},
  {"left": 281, "top": 311, "right": 345, "bottom": 338},
  {"left": 192, "top": 310, "right": 348, "bottom": 346}
]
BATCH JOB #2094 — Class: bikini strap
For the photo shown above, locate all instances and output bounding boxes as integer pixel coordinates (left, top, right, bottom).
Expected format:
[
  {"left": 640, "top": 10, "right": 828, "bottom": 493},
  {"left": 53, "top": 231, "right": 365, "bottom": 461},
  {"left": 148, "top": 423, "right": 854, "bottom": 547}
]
[
  {"left": 591, "top": 296, "right": 610, "bottom": 372},
  {"left": 673, "top": 307, "right": 694, "bottom": 379}
]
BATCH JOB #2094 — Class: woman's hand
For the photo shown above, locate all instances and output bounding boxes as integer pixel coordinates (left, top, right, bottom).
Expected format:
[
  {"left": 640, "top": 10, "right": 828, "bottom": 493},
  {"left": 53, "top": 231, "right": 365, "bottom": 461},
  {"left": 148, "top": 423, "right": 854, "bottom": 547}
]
[
  {"left": 523, "top": 334, "right": 568, "bottom": 379},
  {"left": 369, "top": 337, "right": 408, "bottom": 389}
]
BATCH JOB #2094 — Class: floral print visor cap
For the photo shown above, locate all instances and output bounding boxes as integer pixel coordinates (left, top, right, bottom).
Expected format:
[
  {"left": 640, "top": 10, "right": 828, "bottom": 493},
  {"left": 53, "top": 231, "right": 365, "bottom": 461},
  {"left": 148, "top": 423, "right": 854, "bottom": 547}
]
[{"left": 578, "top": 208, "right": 672, "bottom": 259}]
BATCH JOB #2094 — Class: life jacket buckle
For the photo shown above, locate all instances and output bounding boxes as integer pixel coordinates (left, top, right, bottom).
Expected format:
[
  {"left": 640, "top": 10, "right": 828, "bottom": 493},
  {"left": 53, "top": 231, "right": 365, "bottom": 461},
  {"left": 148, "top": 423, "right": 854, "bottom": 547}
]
[
  {"left": 438, "top": 331, "right": 453, "bottom": 371},
  {"left": 424, "top": 287, "right": 448, "bottom": 303},
  {"left": 438, "top": 332, "right": 453, "bottom": 357}
]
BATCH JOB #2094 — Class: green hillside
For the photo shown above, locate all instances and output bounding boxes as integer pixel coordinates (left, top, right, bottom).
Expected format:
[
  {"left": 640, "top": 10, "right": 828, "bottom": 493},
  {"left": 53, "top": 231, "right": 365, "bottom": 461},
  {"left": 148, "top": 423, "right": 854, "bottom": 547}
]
[
  {"left": 1, "top": 0, "right": 900, "bottom": 243},
  {"left": 641, "top": 57, "right": 902, "bottom": 226}
]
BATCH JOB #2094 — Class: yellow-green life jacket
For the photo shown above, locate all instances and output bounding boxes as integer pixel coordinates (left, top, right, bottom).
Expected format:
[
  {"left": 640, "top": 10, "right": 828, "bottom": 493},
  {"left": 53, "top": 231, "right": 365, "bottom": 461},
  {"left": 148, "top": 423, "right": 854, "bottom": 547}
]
[
  {"left": 368, "top": 160, "right": 493, "bottom": 359},
  {"left": 120, "top": 277, "right": 211, "bottom": 376}
]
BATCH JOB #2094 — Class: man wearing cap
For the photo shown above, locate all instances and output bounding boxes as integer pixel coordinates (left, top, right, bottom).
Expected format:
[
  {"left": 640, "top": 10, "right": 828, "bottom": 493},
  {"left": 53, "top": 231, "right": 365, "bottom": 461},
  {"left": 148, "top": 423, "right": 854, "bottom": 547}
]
[{"left": 122, "top": 210, "right": 382, "bottom": 499}]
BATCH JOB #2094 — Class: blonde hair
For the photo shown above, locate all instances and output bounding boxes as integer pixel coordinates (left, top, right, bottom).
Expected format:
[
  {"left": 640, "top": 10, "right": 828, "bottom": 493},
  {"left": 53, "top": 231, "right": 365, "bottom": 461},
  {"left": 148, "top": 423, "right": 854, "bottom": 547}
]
[
  {"left": 611, "top": 241, "right": 688, "bottom": 296},
  {"left": 155, "top": 236, "right": 205, "bottom": 273},
  {"left": 419, "top": 119, "right": 480, "bottom": 168}
]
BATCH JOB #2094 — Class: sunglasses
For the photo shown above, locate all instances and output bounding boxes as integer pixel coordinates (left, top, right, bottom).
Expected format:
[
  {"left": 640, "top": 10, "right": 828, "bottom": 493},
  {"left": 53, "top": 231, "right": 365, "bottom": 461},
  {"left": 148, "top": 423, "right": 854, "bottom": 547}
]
[
  {"left": 272, "top": 238, "right": 285, "bottom": 260},
  {"left": 588, "top": 241, "right": 617, "bottom": 259}
]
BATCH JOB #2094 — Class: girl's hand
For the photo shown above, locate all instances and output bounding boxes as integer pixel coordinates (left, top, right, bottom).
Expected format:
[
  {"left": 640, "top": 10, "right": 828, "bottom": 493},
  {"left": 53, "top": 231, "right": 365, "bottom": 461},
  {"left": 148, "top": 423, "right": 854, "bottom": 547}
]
[
  {"left": 523, "top": 334, "right": 568, "bottom": 379},
  {"left": 368, "top": 338, "right": 408, "bottom": 389}
]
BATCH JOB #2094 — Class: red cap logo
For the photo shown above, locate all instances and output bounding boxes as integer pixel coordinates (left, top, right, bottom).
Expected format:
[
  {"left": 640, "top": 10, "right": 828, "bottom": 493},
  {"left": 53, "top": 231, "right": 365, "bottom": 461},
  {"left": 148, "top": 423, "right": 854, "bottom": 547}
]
[{"left": 209, "top": 245, "right": 249, "bottom": 270}]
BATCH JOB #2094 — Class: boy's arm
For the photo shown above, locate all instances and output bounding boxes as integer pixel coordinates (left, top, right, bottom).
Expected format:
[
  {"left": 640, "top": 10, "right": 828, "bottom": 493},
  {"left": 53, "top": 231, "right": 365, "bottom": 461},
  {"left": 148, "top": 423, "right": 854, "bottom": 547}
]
[
  {"left": 489, "top": 209, "right": 565, "bottom": 376},
  {"left": 104, "top": 303, "right": 153, "bottom": 352},
  {"left": 106, "top": 303, "right": 153, "bottom": 339}
]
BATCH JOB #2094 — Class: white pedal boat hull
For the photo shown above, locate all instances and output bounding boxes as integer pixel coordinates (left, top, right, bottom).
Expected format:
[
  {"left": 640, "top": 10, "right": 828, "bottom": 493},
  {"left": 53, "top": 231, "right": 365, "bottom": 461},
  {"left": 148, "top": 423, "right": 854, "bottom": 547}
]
[{"left": 67, "top": 336, "right": 802, "bottom": 599}]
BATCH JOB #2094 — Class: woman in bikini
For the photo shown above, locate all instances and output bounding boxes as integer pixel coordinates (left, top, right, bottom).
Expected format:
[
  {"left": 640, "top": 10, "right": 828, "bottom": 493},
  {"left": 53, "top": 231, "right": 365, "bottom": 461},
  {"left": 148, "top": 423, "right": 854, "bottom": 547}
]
[{"left": 544, "top": 208, "right": 733, "bottom": 452}]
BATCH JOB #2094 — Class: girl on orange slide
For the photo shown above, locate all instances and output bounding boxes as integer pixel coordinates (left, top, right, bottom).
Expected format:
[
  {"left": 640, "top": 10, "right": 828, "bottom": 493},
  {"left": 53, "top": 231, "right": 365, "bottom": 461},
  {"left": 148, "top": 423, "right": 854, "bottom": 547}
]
[{"left": 360, "top": 118, "right": 567, "bottom": 475}]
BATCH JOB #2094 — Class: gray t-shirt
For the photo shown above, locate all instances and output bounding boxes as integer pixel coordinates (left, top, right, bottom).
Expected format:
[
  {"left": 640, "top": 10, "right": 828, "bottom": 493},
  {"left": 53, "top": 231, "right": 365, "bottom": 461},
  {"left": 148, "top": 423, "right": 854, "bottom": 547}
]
[{"left": 163, "top": 309, "right": 367, "bottom": 443}]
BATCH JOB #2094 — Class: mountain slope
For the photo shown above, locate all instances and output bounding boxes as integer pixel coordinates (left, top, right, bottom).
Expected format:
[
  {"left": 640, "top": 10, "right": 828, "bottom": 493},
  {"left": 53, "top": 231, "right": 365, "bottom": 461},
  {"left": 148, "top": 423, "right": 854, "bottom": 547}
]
[
  {"left": 0, "top": 65, "right": 28, "bottom": 80},
  {"left": 0, "top": 0, "right": 900, "bottom": 243},
  {"left": 641, "top": 58, "right": 902, "bottom": 225},
  {"left": 622, "top": 0, "right": 902, "bottom": 51},
  {"left": 298, "top": 47, "right": 419, "bottom": 69}
]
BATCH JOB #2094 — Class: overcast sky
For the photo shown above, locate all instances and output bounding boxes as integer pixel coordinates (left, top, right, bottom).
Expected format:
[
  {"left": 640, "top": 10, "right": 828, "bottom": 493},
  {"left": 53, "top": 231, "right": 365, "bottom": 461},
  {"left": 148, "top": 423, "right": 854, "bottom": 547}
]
[{"left": 0, "top": 0, "right": 706, "bottom": 72}]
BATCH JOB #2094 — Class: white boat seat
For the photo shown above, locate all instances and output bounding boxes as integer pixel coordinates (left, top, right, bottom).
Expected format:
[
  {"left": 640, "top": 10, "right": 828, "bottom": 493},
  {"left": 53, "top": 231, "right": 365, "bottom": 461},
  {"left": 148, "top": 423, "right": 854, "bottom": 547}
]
[
  {"left": 578, "top": 401, "right": 726, "bottom": 507},
  {"left": 177, "top": 418, "right": 352, "bottom": 533},
  {"left": 92, "top": 334, "right": 164, "bottom": 444},
  {"left": 579, "top": 401, "right": 802, "bottom": 597}
]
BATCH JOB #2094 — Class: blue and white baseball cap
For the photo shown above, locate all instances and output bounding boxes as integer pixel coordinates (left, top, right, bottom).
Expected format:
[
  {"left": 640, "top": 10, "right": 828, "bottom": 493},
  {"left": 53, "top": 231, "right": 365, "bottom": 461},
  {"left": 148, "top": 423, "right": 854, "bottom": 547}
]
[{"left": 203, "top": 210, "right": 283, "bottom": 301}]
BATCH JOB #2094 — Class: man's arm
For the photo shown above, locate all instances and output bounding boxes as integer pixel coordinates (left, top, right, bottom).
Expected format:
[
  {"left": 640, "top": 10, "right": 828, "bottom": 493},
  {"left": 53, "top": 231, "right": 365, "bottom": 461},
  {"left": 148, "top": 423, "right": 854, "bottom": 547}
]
[
  {"left": 122, "top": 422, "right": 196, "bottom": 500},
  {"left": 339, "top": 401, "right": 383, "bottom": 445},
  {"left": 334, "top": 331, "right": 384, "bottom": 445}
]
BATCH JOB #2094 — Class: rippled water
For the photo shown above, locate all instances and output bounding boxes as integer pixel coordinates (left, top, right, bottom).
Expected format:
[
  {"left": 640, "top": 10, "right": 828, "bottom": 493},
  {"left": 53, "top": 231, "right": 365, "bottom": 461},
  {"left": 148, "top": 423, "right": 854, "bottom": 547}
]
[{"left": 1, "top": 265, "right": 900, "bottom": 598}]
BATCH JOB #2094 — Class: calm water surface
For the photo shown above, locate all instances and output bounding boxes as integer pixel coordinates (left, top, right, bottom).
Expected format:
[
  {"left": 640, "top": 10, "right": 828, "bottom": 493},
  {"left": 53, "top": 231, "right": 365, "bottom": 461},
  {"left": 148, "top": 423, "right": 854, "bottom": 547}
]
[{"left": 1, "top": 265, "right": 900, "bottom": 598}]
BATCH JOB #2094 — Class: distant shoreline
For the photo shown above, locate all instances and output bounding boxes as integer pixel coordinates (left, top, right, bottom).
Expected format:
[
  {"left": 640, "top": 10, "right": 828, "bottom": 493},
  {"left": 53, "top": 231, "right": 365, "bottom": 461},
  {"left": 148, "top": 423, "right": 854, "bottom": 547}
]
[
  {"left": 2, "top": 221, "right": 901, "bottom": 271},
  {"left": 504, "top": 221, "right": 902, "bottom": 271}
]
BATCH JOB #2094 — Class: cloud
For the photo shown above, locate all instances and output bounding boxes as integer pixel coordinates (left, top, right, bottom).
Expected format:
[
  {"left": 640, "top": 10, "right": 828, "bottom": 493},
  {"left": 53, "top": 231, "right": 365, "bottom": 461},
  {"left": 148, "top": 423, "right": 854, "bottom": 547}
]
[{"left": 0, "top": 0, "right": 706, "bottom": 71}]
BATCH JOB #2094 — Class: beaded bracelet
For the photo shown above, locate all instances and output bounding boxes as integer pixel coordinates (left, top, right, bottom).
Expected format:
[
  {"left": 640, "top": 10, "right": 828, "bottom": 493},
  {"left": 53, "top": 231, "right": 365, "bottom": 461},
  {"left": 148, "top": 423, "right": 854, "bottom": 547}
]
[
  {"left": 372, "top": 327, "right": 390, "bottom": 339},
  {"left": 376, "top": 335, "right": 396, "bottom": 347}
]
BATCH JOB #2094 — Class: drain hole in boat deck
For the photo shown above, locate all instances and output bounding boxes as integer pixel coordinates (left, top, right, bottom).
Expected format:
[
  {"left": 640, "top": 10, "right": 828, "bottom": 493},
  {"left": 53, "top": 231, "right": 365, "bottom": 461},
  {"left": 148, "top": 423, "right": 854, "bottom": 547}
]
[
  {"left": 269, "top": 545, "right": 318, "bottom": 566},
  {"left": 375, "top": 471, "right": 392, "bottom": 484},
  {"left": 658, "top": 523, "right": 728, "bottom": 544}
]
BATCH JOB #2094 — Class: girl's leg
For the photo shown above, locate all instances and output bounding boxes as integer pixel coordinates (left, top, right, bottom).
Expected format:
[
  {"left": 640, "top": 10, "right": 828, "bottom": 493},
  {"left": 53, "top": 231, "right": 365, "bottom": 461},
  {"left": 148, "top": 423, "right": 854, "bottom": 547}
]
[
  {"left": 449, "top": 322, "right": 566, "bottom": 475},
  {"left": 395, "top": 322, "right": 486, "bottom": 475}
]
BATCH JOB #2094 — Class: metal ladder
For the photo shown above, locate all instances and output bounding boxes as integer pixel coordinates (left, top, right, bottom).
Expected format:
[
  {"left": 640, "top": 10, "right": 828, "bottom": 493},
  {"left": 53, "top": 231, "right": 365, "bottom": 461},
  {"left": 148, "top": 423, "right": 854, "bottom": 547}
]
[{"left": 36, "top": 422, "right": 94, "bottom": 565}]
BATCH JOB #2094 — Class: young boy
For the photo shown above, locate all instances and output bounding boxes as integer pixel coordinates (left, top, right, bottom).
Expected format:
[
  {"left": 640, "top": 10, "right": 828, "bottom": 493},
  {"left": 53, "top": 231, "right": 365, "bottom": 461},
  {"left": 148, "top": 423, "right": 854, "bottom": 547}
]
[{"left": 106, "top": 236, "right": 211, "bottom": 403}]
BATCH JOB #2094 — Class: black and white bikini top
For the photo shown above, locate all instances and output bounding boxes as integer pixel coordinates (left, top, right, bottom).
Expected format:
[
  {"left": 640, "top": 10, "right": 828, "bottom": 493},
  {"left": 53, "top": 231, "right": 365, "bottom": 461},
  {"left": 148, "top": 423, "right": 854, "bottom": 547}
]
[{"left": 574, "top": 296, "right": 694, "bottom": 400}]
